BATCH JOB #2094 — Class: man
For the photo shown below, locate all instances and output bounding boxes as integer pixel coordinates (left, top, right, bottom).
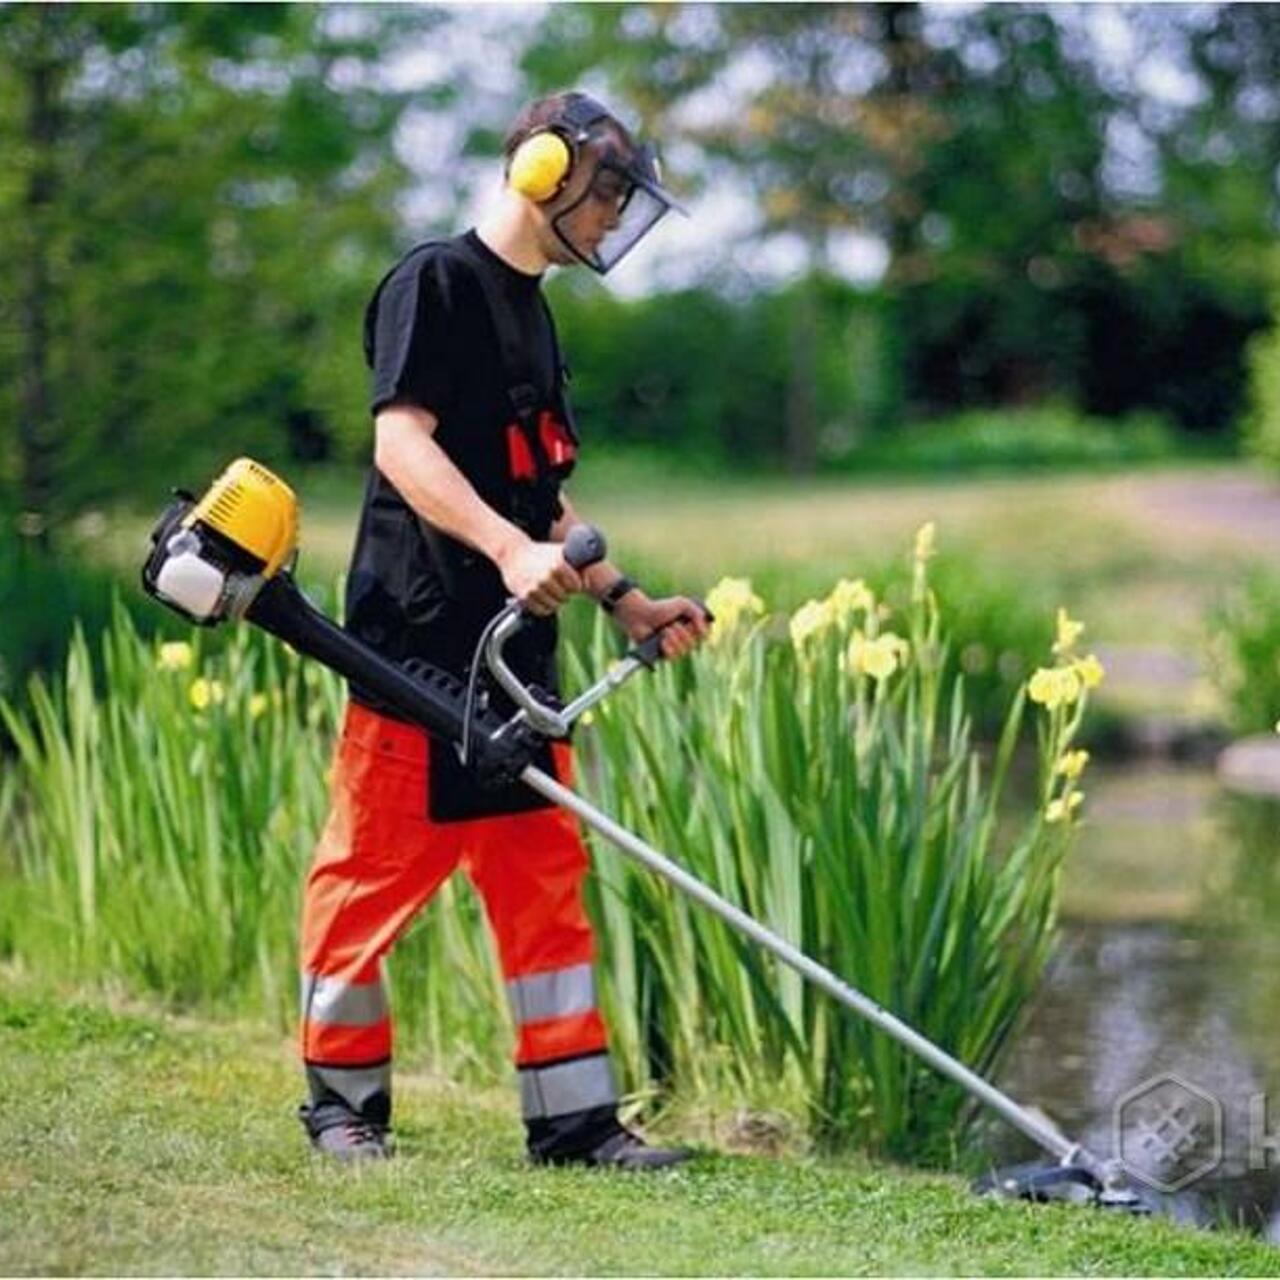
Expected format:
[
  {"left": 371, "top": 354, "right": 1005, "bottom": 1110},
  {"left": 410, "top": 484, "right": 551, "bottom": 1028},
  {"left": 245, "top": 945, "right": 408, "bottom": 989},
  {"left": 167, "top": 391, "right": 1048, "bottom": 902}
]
[{"left": 297, "top": 91, "right": 710, "bottom": 1168}]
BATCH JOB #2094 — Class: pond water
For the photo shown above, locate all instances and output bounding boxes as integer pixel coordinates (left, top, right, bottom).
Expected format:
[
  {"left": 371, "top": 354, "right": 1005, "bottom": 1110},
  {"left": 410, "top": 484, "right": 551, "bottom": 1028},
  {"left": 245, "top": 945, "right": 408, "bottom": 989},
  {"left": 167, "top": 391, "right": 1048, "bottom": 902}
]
[{"left": 992, "top": 760, "right": 1280, "bottom": 1237}]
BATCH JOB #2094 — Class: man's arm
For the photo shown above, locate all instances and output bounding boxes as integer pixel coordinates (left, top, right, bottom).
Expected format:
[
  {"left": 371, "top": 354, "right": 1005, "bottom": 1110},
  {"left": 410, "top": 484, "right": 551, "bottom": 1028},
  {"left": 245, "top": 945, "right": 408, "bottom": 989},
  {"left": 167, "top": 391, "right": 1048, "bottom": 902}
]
[
  {"left": 551, "top": 491, "right": 710, "bottom": 660},
  {"left": 375, "top": 402, "right": 581, "bottom": 615}
]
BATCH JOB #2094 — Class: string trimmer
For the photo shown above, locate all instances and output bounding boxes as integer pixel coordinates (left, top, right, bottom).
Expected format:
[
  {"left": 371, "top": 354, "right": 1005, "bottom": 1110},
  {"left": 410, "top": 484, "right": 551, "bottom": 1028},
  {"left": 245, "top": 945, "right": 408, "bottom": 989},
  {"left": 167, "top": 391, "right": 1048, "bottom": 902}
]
[{"left": 141, "top": 457, "right": 1147, "bottom": 1212}]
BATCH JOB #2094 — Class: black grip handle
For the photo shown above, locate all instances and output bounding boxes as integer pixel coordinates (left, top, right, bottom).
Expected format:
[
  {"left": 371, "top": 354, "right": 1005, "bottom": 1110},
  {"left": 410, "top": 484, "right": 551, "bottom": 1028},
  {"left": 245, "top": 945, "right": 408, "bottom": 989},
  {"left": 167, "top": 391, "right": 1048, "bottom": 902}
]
[
  {"left": 564, "top": 523, "right": 607, "bottom": 570},
  {"left": 631, "top": 632, "right": 665, "bottom": 669},
  {"left": 628, "top": 598, "right": 715, "bottom": 669}
]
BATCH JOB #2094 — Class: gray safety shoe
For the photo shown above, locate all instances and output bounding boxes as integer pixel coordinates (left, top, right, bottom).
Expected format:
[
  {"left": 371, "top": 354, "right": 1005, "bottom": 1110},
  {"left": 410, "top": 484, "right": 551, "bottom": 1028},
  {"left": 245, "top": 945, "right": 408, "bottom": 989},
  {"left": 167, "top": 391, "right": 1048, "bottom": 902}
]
[
  {"left": 534, "top": 1126, "right": 693, "bottom": 1171},
  {"left": 299, "top": 1103, "right": 393, "bottom": 1163}
]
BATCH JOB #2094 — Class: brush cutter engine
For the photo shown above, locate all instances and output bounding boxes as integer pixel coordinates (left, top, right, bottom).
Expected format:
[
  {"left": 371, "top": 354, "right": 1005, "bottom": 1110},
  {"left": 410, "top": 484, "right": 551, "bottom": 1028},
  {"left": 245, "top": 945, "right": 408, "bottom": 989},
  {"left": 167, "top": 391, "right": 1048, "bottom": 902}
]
[
  {"left": 142, "top": 458, "right": 300, "bottom": 626},
  {"left": 140, "top": 459, "right": 624, "bottom": 790}
]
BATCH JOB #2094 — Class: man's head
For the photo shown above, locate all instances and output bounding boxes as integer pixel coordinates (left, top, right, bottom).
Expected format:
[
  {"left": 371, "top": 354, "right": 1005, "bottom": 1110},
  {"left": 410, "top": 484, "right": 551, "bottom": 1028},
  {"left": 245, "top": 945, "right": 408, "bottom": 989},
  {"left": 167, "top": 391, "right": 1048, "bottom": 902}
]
[{"left": 502, "top": 91, "right": 684, "bottom": 274}]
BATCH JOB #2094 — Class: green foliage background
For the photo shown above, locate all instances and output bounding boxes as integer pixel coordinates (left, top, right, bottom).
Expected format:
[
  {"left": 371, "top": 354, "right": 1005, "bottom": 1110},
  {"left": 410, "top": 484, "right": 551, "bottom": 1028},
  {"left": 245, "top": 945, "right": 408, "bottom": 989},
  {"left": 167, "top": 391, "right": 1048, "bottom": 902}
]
[
  {"left": 0, "top": 4, "right": 439, "bottom": 525},
  {"left": 4, "top": 2, "right": 1280, "bottom": 540}
]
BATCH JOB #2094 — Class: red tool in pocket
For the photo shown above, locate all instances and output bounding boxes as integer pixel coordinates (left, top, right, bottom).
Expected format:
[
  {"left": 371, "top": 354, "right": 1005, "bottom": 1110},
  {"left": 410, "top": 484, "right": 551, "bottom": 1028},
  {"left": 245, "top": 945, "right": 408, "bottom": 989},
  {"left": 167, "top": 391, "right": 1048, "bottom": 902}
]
[
  {"left": 506, "top": 411, "right": 578, "bottom": 483},
  {"left": 506, "top": 423, "right": 537, "bottom": 482},
  {"left": 538, "top": 410, "right": 578, "bottom": 471}
]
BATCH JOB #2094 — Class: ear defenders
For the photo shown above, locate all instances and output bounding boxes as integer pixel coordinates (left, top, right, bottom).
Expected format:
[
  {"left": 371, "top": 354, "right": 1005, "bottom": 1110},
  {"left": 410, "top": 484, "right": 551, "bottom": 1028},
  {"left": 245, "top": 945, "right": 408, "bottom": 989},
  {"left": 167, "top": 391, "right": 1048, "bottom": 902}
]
[{"left": 507, "top": 93, "right": 613, "bottom": 204}]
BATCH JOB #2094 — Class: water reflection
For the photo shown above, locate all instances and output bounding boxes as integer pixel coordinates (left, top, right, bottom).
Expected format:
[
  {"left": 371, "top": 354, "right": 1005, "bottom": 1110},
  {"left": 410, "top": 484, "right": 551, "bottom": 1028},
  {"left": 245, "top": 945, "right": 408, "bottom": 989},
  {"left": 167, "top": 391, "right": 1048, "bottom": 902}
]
[{"left": 993, "top": 762, "right": 1280, "bottom": 1237}]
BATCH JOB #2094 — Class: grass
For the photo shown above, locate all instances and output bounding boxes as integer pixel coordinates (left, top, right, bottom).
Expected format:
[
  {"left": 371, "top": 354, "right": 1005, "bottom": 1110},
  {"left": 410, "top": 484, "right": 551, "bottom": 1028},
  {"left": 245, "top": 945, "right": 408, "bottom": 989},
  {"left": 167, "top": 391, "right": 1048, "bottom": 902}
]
[{"left": 1, "top": 977, "right": 1276, "bottom": 1276}]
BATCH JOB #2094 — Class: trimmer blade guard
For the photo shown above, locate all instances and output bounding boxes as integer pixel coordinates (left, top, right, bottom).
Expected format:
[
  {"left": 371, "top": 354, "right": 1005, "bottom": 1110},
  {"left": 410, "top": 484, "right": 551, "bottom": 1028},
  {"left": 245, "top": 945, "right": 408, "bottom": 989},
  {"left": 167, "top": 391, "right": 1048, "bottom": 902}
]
[{"left": 973, "top": 1160, "right": 1152, "bottom": 1213}]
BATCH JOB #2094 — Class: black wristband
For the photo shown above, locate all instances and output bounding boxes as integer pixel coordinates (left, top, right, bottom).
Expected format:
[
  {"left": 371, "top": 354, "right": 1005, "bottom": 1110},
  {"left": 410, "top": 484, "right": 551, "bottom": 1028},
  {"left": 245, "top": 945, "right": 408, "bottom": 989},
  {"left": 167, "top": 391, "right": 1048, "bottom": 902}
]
[{"left": 600, "top": 575, "right": 639, "bottom": 614}]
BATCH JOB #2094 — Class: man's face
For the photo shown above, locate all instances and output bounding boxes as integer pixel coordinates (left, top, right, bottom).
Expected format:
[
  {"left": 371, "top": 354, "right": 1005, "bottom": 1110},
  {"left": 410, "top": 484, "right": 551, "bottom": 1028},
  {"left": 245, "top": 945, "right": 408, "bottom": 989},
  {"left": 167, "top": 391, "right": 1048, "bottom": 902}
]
[{"left": 536, "top": 132, "right": 630, "bottom": 268}]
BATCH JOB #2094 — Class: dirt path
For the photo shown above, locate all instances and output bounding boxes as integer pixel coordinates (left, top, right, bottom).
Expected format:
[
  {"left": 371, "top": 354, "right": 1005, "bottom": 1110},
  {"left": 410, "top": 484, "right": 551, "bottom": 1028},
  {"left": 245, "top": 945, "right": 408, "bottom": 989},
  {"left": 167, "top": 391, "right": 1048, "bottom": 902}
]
[
  {"left": 1090, "top": 466, "right": 1280, "bottom": 719},
  {"left": 1121, "top": 467, "right": 1280, "bottom": 559}
]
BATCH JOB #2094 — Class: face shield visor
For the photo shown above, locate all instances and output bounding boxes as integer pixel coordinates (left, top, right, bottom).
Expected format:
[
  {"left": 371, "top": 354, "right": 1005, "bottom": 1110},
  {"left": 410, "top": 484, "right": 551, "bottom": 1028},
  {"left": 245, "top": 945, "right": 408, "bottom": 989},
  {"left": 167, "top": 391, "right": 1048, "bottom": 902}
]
[{"left": 550, "top": 135, "right": 687, "bottom": 275}]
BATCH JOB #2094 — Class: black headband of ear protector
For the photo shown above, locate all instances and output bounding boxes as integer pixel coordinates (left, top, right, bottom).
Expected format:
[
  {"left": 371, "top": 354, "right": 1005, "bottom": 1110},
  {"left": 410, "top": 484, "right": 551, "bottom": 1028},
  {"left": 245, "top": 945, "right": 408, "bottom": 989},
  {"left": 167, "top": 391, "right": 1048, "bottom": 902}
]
[{"left": 554, "top": 92, "right": 613, "bottom": 142}]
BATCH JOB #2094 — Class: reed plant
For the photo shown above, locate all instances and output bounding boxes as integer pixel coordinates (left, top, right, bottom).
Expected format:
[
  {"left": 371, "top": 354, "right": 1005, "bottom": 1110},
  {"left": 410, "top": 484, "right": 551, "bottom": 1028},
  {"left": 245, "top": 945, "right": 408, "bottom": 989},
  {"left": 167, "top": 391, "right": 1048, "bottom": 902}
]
[
  {"left": 568, "top": 523, "right": 1102, "bottom": 1159},
  {"left": 1205, "top": 569, "right": 1280, "bottom": 737},
  {"left": 0, "top": 602, "right": 507, "bottom": 1076},
  {"left": 1, "top": 526, "right": 1102, "bottom": 1155}
]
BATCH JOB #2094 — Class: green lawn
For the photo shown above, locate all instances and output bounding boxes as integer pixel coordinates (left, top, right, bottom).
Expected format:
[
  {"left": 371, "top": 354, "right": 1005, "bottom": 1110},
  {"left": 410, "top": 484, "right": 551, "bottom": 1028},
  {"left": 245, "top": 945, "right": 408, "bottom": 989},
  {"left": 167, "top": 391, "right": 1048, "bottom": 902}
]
[{"left": 2, "top": 979, "right": 1276, "bottom": 1276}]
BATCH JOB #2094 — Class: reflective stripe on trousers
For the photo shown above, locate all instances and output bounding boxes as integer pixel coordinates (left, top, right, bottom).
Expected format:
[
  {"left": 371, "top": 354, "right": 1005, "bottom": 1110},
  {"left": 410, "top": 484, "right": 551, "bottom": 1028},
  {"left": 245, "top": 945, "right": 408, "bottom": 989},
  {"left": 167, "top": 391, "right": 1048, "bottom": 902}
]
[
  {"left": 506, "top": 961, "right": 617, "bottom": 1119},
  {"left": 300, "top": 965, "right": 392, "bottom": 1069},
  {"left": 519, "top": 1052, "right": 617, "bottom": 1121},
  {"left": 301, "top": 969, "right": 388, "bottom": 1027},
  {"left": 506, "top": 962, "right": 596, "bottom": 1025}
]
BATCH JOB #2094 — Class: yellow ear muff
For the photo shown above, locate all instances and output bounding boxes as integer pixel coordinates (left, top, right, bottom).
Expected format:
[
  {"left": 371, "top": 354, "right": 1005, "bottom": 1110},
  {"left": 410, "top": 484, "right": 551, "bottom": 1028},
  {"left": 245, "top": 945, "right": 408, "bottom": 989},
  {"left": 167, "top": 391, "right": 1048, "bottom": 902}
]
[{"left": 508, "top": 131, "right": 572, "bottom": 202}]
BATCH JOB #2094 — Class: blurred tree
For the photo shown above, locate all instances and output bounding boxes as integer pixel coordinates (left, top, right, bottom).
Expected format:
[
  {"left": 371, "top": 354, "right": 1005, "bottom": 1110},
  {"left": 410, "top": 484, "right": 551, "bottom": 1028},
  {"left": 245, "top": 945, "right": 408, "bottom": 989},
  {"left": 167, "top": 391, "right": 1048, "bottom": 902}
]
[
  {"left": 519, "top": 3, "right": 1277, "bottom": 448},
  {"left": 518, "top": 4, "right": 929, "bottom": 468},
  {"left": 1244, "top": 252, "right": 1280, "bottom": 471},
  {"left": 0, "top": 3, "right": 446, "bottom": 542},
  {"left": 518, "top": 3, "right": 1111, "bottom": 463},
  {"left": 1096, "top": 3, "right": 1279, "bottom": 433}
]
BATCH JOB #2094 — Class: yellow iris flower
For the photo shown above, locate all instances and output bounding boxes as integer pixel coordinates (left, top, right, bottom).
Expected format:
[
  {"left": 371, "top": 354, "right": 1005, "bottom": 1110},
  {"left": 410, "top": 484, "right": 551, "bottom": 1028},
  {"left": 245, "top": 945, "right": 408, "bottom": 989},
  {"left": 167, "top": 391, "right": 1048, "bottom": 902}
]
[
  {"left": 189, "top": 678, "right": 225, "bottom": 711},
  {"left": 789, "top": 598, "right": 835, "bottom": 649},
  {"left": 1057, "top": 749, "right": 1090, "bottom": 780},
  {"left": 1072, "top": 653, "right": 1105, "bottom": 690},
  {"left": 914, "top": 521, "right": 937, "bottom": 562},
  {"left": 1028, "top": 666, "right": 1082, "bottom": 710},
  {"left": 825, "top": 577, "right": 874, "bottom": 622},
  {"left": 1046, "top": 791, "right": 1084, "bottom": 824},
  {"left": 705, "top": 577, "right": 765, "bottom": 643},
  {"left": 1052, "top": 607, "right": 1085, "bottom": 657},
  {"left": 158, "top": 641, "right": 194, "bottom": 672},
  {"left": 847, "top": 630, "right": 910, "bottom": 680}
]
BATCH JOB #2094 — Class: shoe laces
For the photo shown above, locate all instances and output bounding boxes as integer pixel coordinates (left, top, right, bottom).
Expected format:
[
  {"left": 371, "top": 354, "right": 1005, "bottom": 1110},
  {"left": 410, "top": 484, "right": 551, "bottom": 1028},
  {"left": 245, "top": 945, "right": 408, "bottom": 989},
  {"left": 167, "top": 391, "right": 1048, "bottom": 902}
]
[{"left": 342, "top": 1118, "right": 387, "bottom": 1147}]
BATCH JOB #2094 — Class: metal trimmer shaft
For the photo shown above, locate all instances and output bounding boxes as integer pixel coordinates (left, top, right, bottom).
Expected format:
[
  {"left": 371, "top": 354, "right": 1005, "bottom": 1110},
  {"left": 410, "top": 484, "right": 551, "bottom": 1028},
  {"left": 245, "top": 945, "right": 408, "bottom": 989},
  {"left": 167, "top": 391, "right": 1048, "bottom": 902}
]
[{"left": 521, "top": 762, "right": 1111, "bottom": 1183}]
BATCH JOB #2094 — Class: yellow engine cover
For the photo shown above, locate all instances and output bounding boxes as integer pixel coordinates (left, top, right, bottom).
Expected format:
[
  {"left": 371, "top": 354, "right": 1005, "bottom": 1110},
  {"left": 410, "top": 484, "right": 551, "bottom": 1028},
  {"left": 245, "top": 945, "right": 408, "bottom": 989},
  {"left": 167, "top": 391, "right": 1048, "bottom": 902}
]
[{"left": 188, "top": 457, "right": 298, "bottom": 578}]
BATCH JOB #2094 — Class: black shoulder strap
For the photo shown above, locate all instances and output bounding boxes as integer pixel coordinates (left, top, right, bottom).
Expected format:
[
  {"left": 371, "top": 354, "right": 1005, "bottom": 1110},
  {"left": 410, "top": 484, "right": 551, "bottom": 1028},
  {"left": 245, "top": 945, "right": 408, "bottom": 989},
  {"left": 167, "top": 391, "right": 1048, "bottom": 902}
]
[
  {"left": 537, "top": 294, "right": 579, "bottom": 445},
  {"left": 450, "top": 235, "right": 543, "bottom": 434},
  {"left": 537, "top": 294, "right": 568, "bottom": 390}
]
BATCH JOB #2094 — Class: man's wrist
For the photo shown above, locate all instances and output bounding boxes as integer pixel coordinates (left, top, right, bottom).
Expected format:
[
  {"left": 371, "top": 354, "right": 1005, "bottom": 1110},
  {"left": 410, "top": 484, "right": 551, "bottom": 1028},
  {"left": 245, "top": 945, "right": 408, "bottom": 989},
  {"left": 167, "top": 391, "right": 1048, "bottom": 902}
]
[
  {"left": 600, "top": 574, "right": 641, "bottom": 615},
  {"left": 487, "top": 523, "right": 530, "bottom": 571}
]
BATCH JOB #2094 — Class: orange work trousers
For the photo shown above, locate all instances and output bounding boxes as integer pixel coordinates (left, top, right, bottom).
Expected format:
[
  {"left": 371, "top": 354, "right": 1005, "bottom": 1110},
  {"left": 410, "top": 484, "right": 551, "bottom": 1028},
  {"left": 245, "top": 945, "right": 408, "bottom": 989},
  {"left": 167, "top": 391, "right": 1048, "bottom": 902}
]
[{"left": 299, "top": 701, "right": 617, "bottom": 1128}]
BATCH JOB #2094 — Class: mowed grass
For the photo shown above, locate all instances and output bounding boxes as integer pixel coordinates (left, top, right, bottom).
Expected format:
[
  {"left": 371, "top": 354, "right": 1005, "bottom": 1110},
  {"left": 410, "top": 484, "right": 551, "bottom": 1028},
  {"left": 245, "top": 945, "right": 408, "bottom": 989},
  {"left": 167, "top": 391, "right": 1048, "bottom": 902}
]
[
  {"left": 2, "top": 978, "right": 1277, "bottom": 1276},
  {"left": 566, "top": 461, "right": 1274, "bottom": 659}
]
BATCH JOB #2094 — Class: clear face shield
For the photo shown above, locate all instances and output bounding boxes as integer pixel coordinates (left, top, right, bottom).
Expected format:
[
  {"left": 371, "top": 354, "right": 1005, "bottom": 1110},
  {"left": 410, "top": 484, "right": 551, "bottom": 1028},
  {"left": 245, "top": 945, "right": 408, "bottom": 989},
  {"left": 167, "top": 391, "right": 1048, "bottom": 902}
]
[{"left": 550, "top": 137, "right": 686, "bottom": 275}]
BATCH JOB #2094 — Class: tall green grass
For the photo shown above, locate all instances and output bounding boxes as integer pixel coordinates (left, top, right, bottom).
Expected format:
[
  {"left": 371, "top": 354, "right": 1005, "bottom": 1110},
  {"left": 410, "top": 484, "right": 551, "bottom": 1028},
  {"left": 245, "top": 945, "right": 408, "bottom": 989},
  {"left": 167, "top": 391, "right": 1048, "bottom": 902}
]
[
  {"left": 571, "top": 534, "right": 1095, "bottom": 1159},
  {"left": 0, "top": 605, "right": 507, "bottom": 1075},
  {"left": 0, "top": 532, "right": 1099, "bottom": 1156},
  {"left": 1205, "top": 570, "right": 1280, "bottom": 737}
]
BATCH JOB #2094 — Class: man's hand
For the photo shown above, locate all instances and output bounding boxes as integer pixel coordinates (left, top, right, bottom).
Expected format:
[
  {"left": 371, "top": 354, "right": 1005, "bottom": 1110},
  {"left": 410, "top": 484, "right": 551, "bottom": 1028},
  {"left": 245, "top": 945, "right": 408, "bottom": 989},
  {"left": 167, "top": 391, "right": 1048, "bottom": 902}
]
[
  {"left": 614, "top": 592, "right": 711, "bottom": 660},
  {"left": 496, "top": 537, "right": 583, "bottom": 616}
]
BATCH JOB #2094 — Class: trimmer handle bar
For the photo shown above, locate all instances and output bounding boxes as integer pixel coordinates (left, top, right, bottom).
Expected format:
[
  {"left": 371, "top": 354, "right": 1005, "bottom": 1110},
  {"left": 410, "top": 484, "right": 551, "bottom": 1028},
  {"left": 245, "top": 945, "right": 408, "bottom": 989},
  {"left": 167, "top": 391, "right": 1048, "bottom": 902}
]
[{"left": 485, "top": 523, "right": 711, "bottom": 738}]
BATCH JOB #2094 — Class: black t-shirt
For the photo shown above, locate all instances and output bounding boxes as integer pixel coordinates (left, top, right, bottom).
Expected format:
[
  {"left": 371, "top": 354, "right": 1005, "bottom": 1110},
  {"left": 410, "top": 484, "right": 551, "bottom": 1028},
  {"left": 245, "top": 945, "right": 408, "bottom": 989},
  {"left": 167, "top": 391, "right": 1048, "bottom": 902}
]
[{"left": 346, "top": 230, "right": 579, "bottom": 817}]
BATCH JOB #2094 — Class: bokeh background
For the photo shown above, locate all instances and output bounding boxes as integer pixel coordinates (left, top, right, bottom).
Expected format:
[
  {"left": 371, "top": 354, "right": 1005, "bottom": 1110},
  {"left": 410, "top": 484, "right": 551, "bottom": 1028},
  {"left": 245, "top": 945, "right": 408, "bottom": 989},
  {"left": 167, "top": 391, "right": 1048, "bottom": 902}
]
[{"left": 4, "top": 2, "right": 1280, "bottom": 711}]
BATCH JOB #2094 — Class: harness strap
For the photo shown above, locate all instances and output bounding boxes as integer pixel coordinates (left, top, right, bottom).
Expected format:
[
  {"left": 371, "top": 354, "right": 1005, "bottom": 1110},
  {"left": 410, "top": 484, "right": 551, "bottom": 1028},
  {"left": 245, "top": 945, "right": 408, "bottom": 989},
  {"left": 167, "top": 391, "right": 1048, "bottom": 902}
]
[{"left": 450, "top": 235, "right": 554, "bottom": 478}]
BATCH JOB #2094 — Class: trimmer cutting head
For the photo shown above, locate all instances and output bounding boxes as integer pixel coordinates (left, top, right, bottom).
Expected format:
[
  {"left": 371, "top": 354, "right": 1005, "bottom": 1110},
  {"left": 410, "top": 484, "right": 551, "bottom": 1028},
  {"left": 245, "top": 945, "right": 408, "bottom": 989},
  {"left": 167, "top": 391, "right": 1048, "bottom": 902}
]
[{"left": 974, "top": 1159, "right": 1152, "bottom": 1213}]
